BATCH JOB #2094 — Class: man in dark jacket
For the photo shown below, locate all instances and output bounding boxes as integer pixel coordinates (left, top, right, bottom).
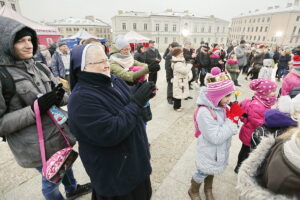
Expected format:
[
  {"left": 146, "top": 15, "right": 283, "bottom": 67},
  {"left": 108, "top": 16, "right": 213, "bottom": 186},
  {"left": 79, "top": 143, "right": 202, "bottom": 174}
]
[
  {"left": 68, "top": 44, "right": 156, "bottom": 199},
  {"left": 195, "top": 45, "right": 210, "bottom": 86},
  {"left": 165, "top": 42, "right": 180, "bottom": 104},
  {"left": 145, "top": 40, "right": 161, "bottom": 84},
  {"left": 0, "top": 16, "right": 91, "bottom": 200},
  {"left": 51, "top": 41, "right": 70, "bottom": 80}
]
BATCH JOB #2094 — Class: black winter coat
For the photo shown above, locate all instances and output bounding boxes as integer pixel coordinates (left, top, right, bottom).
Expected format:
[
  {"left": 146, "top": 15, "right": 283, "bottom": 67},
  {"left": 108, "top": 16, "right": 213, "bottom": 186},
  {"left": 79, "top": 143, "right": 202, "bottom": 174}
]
[
  {"left": 68, "top": 72, "right": 151, "bottom": 197},
  {"left": 165, "top": 53, "right": 173, "bottom": 81},
  {"left": 145, "top": 48, "right": 161, "bottom": 65}
]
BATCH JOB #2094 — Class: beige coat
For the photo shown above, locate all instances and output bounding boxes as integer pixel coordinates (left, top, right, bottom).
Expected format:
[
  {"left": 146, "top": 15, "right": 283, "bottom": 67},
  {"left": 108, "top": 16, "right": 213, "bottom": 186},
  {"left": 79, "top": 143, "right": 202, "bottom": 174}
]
[{"left": 171, "top": 56, "right": 192, "bottom": 99}]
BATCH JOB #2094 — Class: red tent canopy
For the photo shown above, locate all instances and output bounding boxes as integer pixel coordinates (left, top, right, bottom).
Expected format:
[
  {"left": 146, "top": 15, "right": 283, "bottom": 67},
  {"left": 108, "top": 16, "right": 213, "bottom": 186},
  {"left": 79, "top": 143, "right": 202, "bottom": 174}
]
[{"left": 0, "top": 5, "right": 61, "bottom": 47}]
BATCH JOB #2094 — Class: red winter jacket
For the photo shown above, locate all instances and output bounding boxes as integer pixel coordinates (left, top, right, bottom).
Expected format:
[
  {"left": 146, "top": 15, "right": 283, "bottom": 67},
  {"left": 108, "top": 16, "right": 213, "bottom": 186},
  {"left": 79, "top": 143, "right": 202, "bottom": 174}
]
[{"left": 239, "top": 98, "right": 270, "bottom": 146}]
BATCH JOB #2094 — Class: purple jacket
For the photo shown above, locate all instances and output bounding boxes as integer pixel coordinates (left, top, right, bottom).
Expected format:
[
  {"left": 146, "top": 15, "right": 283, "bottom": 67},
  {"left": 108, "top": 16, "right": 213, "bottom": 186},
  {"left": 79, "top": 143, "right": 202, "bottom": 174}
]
[{"left": 239, "top": 98, "right": 270, "bottom": 146}]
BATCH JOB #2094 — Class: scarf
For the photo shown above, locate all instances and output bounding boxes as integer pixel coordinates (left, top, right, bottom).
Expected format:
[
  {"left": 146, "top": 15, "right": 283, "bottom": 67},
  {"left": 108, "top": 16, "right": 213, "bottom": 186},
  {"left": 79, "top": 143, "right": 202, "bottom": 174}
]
[{"left": 110, "top": 53, "right": 134, "bottom": 70}]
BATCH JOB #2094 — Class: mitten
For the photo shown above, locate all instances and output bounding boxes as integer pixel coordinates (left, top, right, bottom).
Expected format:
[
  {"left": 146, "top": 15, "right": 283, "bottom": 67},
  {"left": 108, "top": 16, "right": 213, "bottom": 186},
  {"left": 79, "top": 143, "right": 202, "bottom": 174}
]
[
  {"left": 31, "top": 91, "right": 57, "bottom": 114},
  {"left": 131, "top": 82, "right": 156, "bottom": 107},
  {"left": 227, "top": 102, "right": 244, "bottom": 123},
  {"left": 54, "top": 83, "right": 65, "bottom": 106}
]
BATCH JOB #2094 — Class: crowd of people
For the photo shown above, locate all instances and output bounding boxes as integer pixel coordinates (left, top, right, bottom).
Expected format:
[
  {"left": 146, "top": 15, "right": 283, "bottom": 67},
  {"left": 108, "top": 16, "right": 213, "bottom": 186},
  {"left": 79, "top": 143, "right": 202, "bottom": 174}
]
[{"left": 0, "top": 14, "right": 300, "bottom": 200}]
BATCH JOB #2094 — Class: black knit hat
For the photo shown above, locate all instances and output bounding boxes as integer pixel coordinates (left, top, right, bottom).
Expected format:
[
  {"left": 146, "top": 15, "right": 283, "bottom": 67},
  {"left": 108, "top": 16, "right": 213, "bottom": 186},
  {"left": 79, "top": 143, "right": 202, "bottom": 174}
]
[{"left": 14, "top": 28, "right": 33, "bottom": 43}]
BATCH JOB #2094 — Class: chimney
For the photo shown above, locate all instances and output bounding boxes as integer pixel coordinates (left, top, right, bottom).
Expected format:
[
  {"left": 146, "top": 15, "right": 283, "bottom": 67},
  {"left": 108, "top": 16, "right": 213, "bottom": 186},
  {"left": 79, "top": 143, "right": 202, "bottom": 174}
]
[
  {"left": 286, "top": 3, "right": 293, "bottom": 7},
  {"left": 248, "top": 11, "right": 251, "bottom": 13},
  {"left": 255, "top": 9, "right": 259, "bottom": 12},
  {"left": 274, "top": 5, "right": 280, "bottom": 9},
  {"left": 184, "top": 10, "right": 189, "bottom": 13},
  {"left": 267, "top": 6, "right": 273, "bottom": 10},
  {"left": 85, "top": 16, "right": 95, "bottom": 22},
  {"left": 118, "top": 10, "right": 124, "bottom": 15},
  {"left": 295, "top": 0, "right": 300, "bottom": 6},
  {"left": 165, "top": 9, "right": 173, "bottom": 12}
]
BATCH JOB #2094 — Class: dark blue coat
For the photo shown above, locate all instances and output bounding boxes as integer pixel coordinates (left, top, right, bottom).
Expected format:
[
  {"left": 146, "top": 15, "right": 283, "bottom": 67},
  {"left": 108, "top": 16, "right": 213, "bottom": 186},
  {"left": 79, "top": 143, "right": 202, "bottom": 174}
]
[{"left": 68, "top": 71, "right": 151, "bottom": 196}]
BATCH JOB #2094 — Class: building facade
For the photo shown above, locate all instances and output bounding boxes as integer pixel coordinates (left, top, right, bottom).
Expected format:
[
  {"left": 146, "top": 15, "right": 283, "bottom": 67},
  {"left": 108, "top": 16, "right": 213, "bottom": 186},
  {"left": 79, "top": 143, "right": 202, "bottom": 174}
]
[
  {"left": 47, "top": 16, "right": 112, "bottom": 41},
  {"left": 229, "top": 0, "right": 300, "bottom": 47},
  {"left": 0, "top": 0, "right": 21, "bottom": 13},
  {"left": 111, "top": 9, "right": 229, "bottom": 50}
]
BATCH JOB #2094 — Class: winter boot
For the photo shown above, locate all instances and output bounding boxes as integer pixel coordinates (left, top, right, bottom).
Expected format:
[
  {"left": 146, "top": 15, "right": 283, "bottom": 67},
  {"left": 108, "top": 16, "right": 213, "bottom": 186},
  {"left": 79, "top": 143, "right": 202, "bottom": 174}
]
[
  {"left": 188, "top": 178, "right": 202, "bottom": 200},
  {"left": 204, "top": 175, "right": 215, "bottom": 200}
]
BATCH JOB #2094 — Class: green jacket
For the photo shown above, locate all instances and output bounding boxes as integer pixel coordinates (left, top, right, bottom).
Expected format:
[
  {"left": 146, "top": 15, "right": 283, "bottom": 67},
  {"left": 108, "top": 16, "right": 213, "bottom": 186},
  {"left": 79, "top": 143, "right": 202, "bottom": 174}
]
[
  {"left": 109, "top": 46, "right": 149, "bottom": 83},
  {"left": 225, "top": 62, "right": 239, "bottom": 73}
]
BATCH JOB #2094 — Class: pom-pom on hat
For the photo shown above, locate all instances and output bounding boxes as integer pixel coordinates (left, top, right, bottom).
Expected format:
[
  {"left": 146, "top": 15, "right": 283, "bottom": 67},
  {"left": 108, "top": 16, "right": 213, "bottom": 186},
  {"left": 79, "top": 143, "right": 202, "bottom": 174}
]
[
  {"left": 293, "top": 55, "right": 300, "bottom": 70},
  {"left": 206, "top": 67, "right": 235, "bottom": 107}
]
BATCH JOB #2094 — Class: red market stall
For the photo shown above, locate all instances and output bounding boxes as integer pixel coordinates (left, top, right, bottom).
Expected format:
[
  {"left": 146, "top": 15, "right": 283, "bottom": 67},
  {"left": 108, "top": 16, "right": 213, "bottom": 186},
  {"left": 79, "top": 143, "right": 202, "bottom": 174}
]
[
  {"left": 124, "top": 31, "right": 150, "bottom": 51},
  {"left": 0, "top": 5, "right": 61, "bottom": 47}
]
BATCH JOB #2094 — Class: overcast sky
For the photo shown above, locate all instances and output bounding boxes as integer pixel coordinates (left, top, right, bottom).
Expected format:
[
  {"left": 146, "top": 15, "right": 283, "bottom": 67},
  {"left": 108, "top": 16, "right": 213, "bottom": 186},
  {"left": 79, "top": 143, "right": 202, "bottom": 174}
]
[{"left": 19, "top": 0, "right": 293, "bottom": 23}]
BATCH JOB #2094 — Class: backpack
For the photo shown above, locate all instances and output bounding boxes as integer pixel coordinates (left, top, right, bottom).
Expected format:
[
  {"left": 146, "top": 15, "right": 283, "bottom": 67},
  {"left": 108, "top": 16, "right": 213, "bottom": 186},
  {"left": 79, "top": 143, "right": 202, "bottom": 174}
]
[
  {"left": 0, "top": 62, "right": 51, "bottom": 141},
  {"left": 193, "top": 105, "right": 217, "bottom": 138}
]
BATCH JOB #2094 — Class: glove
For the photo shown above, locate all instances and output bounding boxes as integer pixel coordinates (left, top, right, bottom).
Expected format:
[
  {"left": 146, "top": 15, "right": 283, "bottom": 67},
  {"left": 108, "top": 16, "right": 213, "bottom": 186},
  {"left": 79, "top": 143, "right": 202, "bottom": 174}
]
[
  {"left": 131, "top": 82, "right": 156, "bottom": 107},
  {"left": 54, "top": 83, "right": 65, "bottom": 106},
  {"left": 226, "top": 102, "right": 244, "bottom": 123},
  {"left": 148, "top": 62, "right": 160, "bottom": 72},
  {"left": 31, "top": 91, "right": 57, "bottom": 114}
]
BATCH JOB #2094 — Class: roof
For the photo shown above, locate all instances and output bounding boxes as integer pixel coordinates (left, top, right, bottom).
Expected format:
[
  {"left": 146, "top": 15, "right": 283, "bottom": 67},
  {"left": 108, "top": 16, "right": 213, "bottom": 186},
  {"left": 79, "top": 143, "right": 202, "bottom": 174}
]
[
  {"left": 47, "top": 17, "right": 110, "bottom": 27},
  {"left": 0, "top": 5, "right": 60, "bottom": 35},
  {"left": 67, "top": 29, "right": 97, "bottom": 39},
  {"left": 234, "top": 4, "right": 300, "bottom": 18},
  {"left": 115, "top": 10, "right": 229, "bottom": 23}
]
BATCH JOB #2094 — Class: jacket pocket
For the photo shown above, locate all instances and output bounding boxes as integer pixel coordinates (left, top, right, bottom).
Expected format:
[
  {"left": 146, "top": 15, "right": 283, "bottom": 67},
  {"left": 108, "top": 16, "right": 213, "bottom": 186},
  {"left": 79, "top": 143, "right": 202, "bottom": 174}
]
[{"left": 117, "top": 154, "right": 128, "bottom": 177}]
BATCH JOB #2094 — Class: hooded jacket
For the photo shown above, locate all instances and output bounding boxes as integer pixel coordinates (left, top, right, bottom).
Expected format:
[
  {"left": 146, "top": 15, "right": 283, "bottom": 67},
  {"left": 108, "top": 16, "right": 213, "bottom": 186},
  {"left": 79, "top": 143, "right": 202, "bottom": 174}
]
[
  {"left": 195, "top": 89, "right": 238, "bottom": 174},
  {"left": 237, "top": 133, "right": 300, "bottom": 200},
  {"left": 51, "top": 48, "right": 70, "bottom": 78},
  {"left": 68, "top": 69, "right": 151, "bottom": 196},
  {"left": 109, "top": 46, "right": 149, "bottom": 83},
  {"left": 0, "top": 16, "right": 75, "bottom": 168},
  {"left": 281, "top": 70, "right": 300, "bottom": 96}
]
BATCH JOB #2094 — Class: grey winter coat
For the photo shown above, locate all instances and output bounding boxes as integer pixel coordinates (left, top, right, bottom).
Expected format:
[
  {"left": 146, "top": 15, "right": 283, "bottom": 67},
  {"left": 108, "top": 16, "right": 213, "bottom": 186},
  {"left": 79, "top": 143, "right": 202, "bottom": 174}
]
[
  {"left": 51, "top": 49, "right": 70, "bottom": 78},
  {"left": 0, "top": 16, "right": 75, "bottom": 168},
  {"left": 196, "top": 89, "right": 238, "bottom": 174},
  {"left": 235, "top": 45, "right": 247, "bottom": 67},
  {"left": 237, "top": 135, "right": 298, "bottom": 200}
]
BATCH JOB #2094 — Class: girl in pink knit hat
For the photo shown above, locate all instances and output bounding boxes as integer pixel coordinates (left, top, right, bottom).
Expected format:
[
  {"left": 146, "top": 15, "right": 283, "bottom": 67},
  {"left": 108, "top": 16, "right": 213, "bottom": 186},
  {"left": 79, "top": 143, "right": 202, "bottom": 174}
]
[
  {"left": 188, "top": 67, "right": 244, "bottom": 200},
  {"left": 234, "top": 78, "right": 277, "bottom": 174}
]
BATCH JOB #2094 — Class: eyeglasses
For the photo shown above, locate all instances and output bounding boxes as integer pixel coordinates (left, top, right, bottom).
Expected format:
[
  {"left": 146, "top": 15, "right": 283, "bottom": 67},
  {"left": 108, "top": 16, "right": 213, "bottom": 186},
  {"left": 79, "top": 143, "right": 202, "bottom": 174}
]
[{"left": 87, "top": 59, "right": 109, "bottom": 65}]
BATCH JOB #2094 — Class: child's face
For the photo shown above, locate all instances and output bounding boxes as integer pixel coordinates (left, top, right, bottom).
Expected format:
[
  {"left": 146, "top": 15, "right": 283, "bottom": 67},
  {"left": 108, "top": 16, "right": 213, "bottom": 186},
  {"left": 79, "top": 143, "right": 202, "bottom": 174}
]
[{"left": 219, "top": 94, "right": 232, "bottom": 107}]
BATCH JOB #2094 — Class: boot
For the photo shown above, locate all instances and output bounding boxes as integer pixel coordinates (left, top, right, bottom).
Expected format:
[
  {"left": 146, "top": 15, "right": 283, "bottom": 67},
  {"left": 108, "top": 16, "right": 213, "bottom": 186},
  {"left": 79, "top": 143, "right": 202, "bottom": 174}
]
[
  {"left": 188, "top": 178, "right": 202, "bottom": 200},
  {"left": 204, "top": 175, "right": 215, "bottom": 200}
]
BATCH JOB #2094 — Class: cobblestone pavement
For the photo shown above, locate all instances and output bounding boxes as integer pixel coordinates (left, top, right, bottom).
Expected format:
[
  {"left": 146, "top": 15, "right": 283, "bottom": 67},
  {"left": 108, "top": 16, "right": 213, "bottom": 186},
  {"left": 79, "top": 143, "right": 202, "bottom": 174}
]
[{"left": 0, "top": 61, "right": 281, "bottom": 200}]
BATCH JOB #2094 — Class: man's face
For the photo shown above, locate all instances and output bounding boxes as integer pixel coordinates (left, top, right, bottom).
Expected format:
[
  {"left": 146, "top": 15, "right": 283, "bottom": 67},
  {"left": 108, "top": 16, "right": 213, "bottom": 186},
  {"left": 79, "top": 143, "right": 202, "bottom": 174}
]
[
  {"left": 13, "top": 36, "right": 33, "bottom": 60},
  {"left": 59, "top": 45, "right": 69, "bottom": 54},
  {"left": 149, "top": 42, "right": 155, "bottom": 48}
]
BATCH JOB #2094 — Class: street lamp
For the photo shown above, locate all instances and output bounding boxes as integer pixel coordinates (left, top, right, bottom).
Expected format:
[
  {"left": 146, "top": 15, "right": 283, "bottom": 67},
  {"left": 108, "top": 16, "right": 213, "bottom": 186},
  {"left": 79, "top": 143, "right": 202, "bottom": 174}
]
[
  {"left": 275, "top": 31, "right": 284, "bottom": 46},
  {"left": 181, "top": 29, "right": 190, "bottom": 43}
]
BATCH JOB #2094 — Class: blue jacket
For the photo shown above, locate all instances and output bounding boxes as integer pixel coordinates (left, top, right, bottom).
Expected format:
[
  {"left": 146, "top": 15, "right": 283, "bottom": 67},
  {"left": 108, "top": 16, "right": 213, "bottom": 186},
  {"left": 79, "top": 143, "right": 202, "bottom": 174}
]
[
  {"left": 51, "top": 50, "right": 67, "bottom": 78},
  {"left": 68, "top": 71, "right": 151, "bottom": 196}
]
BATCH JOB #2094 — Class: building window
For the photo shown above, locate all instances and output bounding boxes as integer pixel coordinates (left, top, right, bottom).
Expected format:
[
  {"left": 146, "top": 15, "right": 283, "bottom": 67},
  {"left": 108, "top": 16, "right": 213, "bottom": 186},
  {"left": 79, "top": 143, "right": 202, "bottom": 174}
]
[
  {"left": 290, "top": 37, "right": 293, "bottom": 43},
  {"left": 194, "top": 25, "right": 197, "bottom": 33},
  {"left": 250, "top": 36, "right": 252, "bottom": 40},
  {"left": 156, "top": 37, "right": 159, "bottom": 44},
  {"left": 208, "top": 38, "right": 211, "bottom": 42},
  {"left": 243, "top": 27, "right": 245, "bottom": 32},
  {"left": 258, "top": 36, "right": 261, "bottom": 41},
  {"left": 156, "top": 24, "right": 160, "bottom": 31},
  {"left": 11, "top": 3, "right": 16, "bottom": 11},
  {"left": 260, "top": 26, "right": 263, "bottom": 32},
  {"left": 122, "top": 23, "right": 126, "bottom": 30},
  {"left": 165, "top": 24, "right": 168, "bottom": 32},
  {"left": 194, "top": 38, "right": 197, "bottom": 43},
  {"left": 258, "top": 18, "right": 260, "bottom": 23},
  {"left": 221, "top": 38, "right": 224, "bottom": 42},
  {"left": 216, "top": 27, "right": 219, "bottom": 32},
  {"left": 251, "top": 27, "right": 254, "bottom": 32},
  {"left": 144, "top": 23, "right": 147, "bottom": 31},
  {"left": 298, "top": 27, "right": 300, "bottom": 35},
  {"left": 0, "top": 1, "right": 5, "bottom": 6},
  {"left": 173, "top": 37, "right": 176, "bottom": 42},
  {"left": 201, "top": 27, "right": 204, "bottom": 33},
  {"left": 172, "top": 24, "right": 176, "bottom": 32},
  {"left": 247, "top": 27, "right": 250, "bottom": 32},
  {"left": 249, "top": 19, "right": 251, "bottom": 23},
  {"left": 267, "top": 17, "right": 271, "bottom": 22},
  {"left": 262, "top": 18, "right": 265, "bottom": 22},
  {"left": 253, "top": 19, "right": 256, "bottom": 23},
  {"left": 297, "top": 16, "right": 300, "bottom": 21},
  {"left": 293, "top": 26, "right": 297, "bottom": 34},
  {"left": 265, "top": 26, "right": 268, "bottom": 32},
  {"left": 256, "top": 27, "right": 258, "bottom": 32},
  {"left": 165, "top": 37, "right": 168, "bottom": 44},
  {"left": 208, "top": 26, "right": 211, "bottom": 33},
  {"left": 223, "top": 27, "right": 225, "bottom": 33},
  {"left": 254, "top": 36, "right": 256, "bottom": 41},
  {"left": 262, "top": 36, "right": 265, "bottom": 41},
  {"left": 133, "top": 23, "right": 137, "bottom": 30},
  {"left": 215, "top": 38, "right": 218, "bottom": 43}
]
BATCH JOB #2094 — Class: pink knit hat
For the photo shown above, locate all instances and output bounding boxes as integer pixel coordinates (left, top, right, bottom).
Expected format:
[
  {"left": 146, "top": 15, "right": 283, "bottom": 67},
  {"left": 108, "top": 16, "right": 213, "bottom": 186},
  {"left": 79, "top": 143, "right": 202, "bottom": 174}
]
[
  {"left": 129, "top": 66, "right": 146, "bottom": 82},
  {"left": 249, "top": 78, "right": 277, "bottom": 96},
  {"left": 206, "top": 67, "right": 235, "bottom": 107}
]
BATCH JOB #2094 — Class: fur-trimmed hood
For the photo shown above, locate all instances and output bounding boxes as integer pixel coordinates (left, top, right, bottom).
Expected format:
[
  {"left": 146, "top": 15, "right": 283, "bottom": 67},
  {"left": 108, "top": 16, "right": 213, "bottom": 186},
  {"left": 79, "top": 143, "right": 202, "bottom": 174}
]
[{"left": 237, "top": 136, "right": 297, "bottom": 200}]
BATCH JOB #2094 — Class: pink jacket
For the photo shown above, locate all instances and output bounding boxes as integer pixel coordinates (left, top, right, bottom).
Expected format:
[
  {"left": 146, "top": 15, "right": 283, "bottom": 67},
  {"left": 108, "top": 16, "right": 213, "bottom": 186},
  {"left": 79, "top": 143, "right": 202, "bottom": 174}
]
[
  {"left": 281, "top": 71, "right": 300, "bottom": 96},
  {"left": 239, "top": 98, "right": 270, "bottom": 146}
]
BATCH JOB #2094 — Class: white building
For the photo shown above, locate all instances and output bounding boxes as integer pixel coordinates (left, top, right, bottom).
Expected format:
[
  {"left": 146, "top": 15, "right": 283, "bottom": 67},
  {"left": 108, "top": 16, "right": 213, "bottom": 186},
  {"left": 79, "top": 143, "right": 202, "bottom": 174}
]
[
  {"left": 47, "top": 16, "right": 112, "bottom": 41},
  {"left": 111, "top": 9, "right": 230, "bottom": 50},
  {"left": 230, "top": 0, "right": 300, "bottom": 47},
  {"left": 0, "top": 0, "right": 21, "bottom": 13}
]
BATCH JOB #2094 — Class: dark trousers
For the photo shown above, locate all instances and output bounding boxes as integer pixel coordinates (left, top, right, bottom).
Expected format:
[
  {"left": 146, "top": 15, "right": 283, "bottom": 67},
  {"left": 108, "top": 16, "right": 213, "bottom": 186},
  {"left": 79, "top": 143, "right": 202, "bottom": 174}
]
[
  {"left": 167, "top": 81, "right": 173, "bottom": 101},
  {"left": 188, "top": 66, "right": 196, "bottom": 86},
  {"left": 148, "top": 72, "right": 157, "bottom": 84},
  {"left": 173, "top": 98, "right": 181, "bottom": 109},
  {"left": 199, "top": 67, "right": 208, "bottom": 86},
  {"left": 92, "top": 178, "right": 152, "bottom": 200},
  {"left": 235, "top": 144, "right": 251, "bottom": 170}
]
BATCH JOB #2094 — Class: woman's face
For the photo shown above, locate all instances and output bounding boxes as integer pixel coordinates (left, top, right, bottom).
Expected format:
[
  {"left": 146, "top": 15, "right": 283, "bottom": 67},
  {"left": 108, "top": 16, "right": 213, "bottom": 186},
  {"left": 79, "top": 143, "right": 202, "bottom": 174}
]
[
  {"left": 219, "top": 94, "right": 232, "bottom": 107},
  {"left": 141, "top": 47, "right": 145, "bottom": 53},
  {"left": 119, "top": 45, "right": 131, "bottom": 55}
]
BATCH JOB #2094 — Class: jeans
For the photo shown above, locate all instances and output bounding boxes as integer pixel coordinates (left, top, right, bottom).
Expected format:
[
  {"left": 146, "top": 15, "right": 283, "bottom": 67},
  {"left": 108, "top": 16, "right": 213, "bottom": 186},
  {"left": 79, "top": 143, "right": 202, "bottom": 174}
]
[
  {"left": 193, "top": 170, "right": 209, "bottom": 184},
  {"left": 277, "top": 67, "right": 287, "bottom": 78},
  {"left": 36, "top": 167, "right": 77, "bottom": 200}
]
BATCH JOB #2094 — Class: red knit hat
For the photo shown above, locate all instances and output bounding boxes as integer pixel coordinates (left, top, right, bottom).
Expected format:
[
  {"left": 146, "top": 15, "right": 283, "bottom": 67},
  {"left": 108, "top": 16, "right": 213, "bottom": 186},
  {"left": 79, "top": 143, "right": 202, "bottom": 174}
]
[{"left": 293, "top": 55, "right": 300, "bottom": 68}]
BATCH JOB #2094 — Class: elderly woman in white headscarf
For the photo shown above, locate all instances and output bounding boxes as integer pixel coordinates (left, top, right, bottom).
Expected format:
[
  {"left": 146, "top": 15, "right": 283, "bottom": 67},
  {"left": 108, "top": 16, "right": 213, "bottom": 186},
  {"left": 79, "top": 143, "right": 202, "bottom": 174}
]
[{"left": 109, "top": 35, "right": 160, "bottom": 84}]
